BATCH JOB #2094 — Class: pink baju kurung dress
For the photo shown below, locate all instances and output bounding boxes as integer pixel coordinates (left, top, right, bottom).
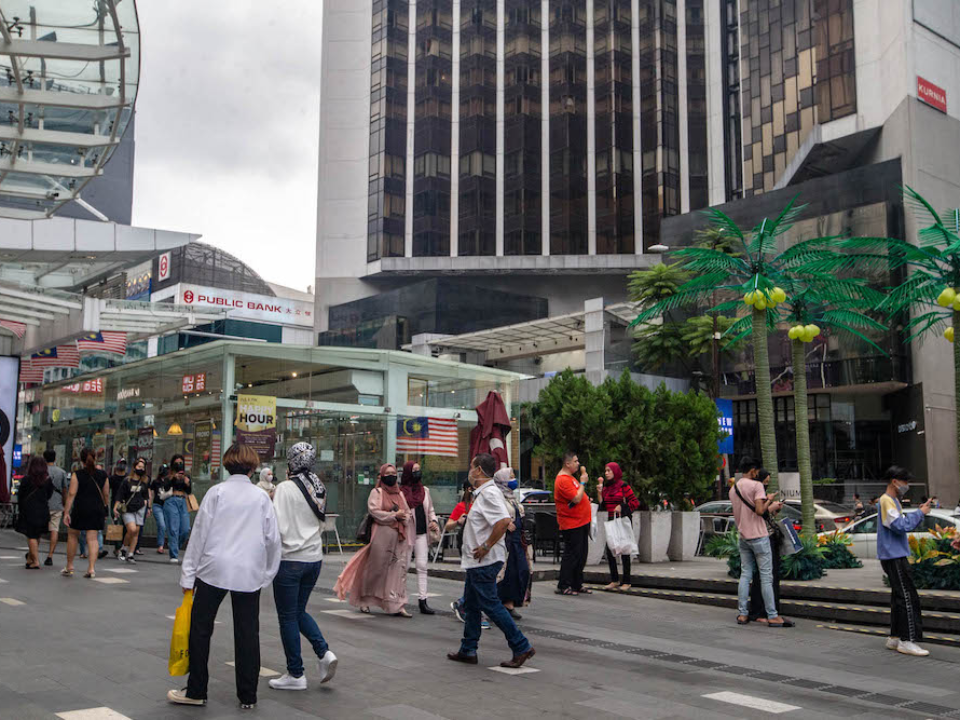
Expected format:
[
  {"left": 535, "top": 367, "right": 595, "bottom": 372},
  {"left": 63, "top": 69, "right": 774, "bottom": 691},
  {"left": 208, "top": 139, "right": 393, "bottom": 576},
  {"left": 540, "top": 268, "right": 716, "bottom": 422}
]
[{"left": 334, "top": 485, "right": 413, "bottom": 613}]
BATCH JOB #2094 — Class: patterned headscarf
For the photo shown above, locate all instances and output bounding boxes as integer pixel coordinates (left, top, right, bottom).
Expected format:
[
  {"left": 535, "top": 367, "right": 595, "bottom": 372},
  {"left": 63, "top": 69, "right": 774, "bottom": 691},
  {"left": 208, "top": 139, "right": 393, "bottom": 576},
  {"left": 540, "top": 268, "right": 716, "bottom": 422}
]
[
  {"left": 494, "top": 467, "right": 522, "bottom": 516},
  {"left": 286, "top": 442, "right": 326, "bottom": 521}
]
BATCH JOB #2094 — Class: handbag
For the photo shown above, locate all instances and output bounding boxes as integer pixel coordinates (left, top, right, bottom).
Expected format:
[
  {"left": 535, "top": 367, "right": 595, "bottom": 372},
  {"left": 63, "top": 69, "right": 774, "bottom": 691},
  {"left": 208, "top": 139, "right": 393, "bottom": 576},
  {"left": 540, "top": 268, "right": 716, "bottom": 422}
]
[
  {"left": 186, "top": 494, "right": 200, "bottom": 513},
  {"left": 588, "top": 503, "right": 599, "bottom": 541},
  {"left": 356, "top": 513, "right": 373, "bottom": 544},
  {"left": 119, "top": 482, "right": 146, "bottom": 515},
  {"left": 604, "top": 516, "right": 638, "bottom": 557},
  {"left": 105, "top": 523, "right": 125, "bottom": 542},
  {"left": 168, "top": 590, "right": 193, "bottom": 676}
]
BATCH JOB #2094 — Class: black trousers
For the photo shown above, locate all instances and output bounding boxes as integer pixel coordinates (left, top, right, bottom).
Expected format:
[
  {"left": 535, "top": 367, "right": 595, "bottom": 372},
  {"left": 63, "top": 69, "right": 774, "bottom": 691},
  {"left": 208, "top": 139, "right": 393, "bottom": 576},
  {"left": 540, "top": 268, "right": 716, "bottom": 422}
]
[
  {"left": 558, "top": 524, "right": 590, "bottom": 591},
  {"left": 881, "top": 557, "right": 923, "bottom": 642},
  {"left": 186, "top": 578, "right": 262, "bottom": 705},
  {"left": 605, "top": 547, "right": 631, "bottom": 585},
  {"left": 748, "top": 549, "right": 781, "bottom": 621}
]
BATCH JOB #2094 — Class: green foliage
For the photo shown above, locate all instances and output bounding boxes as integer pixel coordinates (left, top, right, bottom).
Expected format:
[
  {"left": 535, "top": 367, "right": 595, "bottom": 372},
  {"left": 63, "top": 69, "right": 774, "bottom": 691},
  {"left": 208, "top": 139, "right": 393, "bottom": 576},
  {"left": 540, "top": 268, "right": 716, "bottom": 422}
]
[
  {"left": 681, "top": 315, "right": 744, "bottom": 356},
  {"left": 899, "top": 533, "right": 960, "bottom": 590},
  {"left": 780, "top": 535, "right": 828, "bottom": 581},
  {"left": 817, "top": 532, "right": 863, "bottom": 570},
  {"left": 530, "top": 370, "right": 719, "bottom": 506},
  {"left": 705, "top": 526, "right": 740, "bottom": 559},
  {"left": 628, "top": 263, "right": 689, "bottom": 310},
  {"left": 632, "top": 322, "right": 686, "bottom": 371}
]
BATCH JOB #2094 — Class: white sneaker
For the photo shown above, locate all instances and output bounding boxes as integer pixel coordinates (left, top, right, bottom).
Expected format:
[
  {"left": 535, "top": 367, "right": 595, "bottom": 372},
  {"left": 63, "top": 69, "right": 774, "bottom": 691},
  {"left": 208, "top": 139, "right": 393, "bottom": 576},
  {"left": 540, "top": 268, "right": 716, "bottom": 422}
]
[
  {"left": 167, "top": 688, "right": 206, "bottom": 706},
  {"left": 317, "top": 650, "right": 338, "bottom": 684},
  {"left": 897, "top": 640, "right": 930, "bottom": 657},
  {"left": 885, "top": 636, "right": 900, "bottom": 651},
  {"left": 169, "top": 558, "right": 179, "bottom": 564},
  {"left": 268, "top": 673, "right": 307, "bottom": 691}
]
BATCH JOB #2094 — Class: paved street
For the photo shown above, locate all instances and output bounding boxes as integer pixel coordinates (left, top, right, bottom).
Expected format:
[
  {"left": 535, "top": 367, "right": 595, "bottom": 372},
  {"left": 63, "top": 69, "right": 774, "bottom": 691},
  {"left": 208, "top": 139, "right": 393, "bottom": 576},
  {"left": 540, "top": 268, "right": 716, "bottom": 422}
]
[{"left": 2, "top": 533, "right": 960, "bottom": 720}]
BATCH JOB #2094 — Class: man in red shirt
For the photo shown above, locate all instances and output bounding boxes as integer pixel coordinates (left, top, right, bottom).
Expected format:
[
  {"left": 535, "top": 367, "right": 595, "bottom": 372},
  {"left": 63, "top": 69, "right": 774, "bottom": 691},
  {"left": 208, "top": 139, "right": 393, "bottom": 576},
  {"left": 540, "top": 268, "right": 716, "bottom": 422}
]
[{"left": 554, "top": 451, "right": 591, "bottom": 595}]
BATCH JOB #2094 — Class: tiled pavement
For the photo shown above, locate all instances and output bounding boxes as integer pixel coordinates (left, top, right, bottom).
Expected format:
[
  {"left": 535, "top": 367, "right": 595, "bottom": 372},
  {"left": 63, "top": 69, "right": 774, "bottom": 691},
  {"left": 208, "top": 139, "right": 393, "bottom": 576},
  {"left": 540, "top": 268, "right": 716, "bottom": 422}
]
[{"left": 2, "top": 530, "right": 960, "bottom": 719}]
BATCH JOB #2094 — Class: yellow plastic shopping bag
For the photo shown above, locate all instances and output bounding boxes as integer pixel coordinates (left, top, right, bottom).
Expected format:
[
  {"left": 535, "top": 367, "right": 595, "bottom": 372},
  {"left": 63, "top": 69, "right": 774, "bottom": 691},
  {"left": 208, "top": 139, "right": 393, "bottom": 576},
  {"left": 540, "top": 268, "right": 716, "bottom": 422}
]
[{"left": 168, "top": 590, "right": 193, "bottom": 676}]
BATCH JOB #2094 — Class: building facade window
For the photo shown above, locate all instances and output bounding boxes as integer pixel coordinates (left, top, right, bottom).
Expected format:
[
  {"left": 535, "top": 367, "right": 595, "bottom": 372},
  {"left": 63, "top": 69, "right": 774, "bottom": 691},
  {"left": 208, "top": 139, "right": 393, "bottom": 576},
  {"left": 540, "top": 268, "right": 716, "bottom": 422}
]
[
  {"left": 685, "top": 0, "right": 709, "bottom": 212},
  {"left": 722, "top": 0, "right": 743, "bottom": 201}
]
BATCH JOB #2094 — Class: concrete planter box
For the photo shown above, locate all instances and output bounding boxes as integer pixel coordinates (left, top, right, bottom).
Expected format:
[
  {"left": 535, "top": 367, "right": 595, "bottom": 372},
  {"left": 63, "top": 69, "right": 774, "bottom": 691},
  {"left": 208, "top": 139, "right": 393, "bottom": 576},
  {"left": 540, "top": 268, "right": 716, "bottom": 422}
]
[
  {"left": 638, "top": 511, "right": 672, "bottom": 563},
  {"left": 668, "top": 511, "right": 701, "bottom": 561}
]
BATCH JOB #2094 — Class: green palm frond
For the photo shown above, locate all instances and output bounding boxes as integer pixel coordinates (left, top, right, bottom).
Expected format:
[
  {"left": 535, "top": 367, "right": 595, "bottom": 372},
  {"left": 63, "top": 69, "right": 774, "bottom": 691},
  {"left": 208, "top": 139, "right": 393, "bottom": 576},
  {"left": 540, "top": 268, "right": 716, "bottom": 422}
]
[
  {"left": 795, "top": 253, "right": 898, "bottom": 275},
  {"left": 707, "top": 299, "right": 745, "bottom": 315},
  {"left": 901, "top": 310, "right": 950, "bottom": 344},
  {"left": 822, "top": 320, "right": 889, "bottom": 356},
  {"left": 752, "top": 196, "right": 806, "bottom": 257},
  {"left": 820, "top": 309, "right": 887, "bottom": 332},
  {"left": 774, "top": 235, "right": 843, "bottom": 264},
  {"left": 672, "top": 246, "right": 747, "bottom": 274},
  {"left": 877, "top": 271, "right": 941, "bottom": 313},
  {"left": 721, "top": 314, "right": 753, "bottom": 340},
  {"left": 940, "top": 207, "right": 960, "bottom": 235}
]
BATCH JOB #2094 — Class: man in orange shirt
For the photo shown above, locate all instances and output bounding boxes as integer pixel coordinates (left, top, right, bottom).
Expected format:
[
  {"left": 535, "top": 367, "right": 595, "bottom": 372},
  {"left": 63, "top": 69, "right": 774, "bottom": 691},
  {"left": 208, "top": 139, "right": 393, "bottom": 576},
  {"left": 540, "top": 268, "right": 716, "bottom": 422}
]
[{"left": 554, "top": 451, "right": 591, "bottom": 595}]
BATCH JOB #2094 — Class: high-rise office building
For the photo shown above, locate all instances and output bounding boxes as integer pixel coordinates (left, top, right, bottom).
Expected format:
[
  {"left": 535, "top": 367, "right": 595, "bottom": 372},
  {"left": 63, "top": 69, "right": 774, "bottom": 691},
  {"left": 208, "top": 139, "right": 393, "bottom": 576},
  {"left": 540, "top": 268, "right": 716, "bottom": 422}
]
[{"left": 318, "top": 0, "right": 960, "bottom": 498}]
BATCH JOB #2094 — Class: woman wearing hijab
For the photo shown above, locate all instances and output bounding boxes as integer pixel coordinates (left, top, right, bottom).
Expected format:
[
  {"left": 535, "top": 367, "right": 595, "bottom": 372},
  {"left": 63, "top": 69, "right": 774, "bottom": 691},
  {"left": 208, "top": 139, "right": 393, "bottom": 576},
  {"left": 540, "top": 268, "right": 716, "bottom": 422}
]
[
  {"left": 401, "top": 460, "right": 440, "bottom": 614},
  {"left": 334, "top": 464, "right": 414, "bottom": 617},
  {"left": 257, "top": 467, "right": 276, "bottom": 500},
  {"left": 596, "top": 462, "right": 640, "bottom": 590},
  {"left": 269, "top": 443, "right": 338, "bottom": 691},
  {"left": 495, "top": 468, "right": 529, "bottom": 619}
]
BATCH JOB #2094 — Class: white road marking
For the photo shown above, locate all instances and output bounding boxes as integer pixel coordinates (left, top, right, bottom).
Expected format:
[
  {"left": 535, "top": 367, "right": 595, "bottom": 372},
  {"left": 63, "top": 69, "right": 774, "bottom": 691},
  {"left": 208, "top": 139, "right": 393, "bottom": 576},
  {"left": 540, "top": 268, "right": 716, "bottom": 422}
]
[
  {"left": 322, "top": 609, "right": 374, "bottom": 620},
  {"left": 0, "top": 555, "right": 19, "bottom": 559},
  {"left": 324, "top": 597, "right": 345, "bottom": 603},
  {"left": 56, "top": 708, "right": 133, "bottom": 719},
  {"left": 225, "top": 662, "right": 279, "bottom": 677},
  {"left": 101, "top": 568, "right": 137, "bottom": 574},
  {"left": 0, "top": 597, "right": 24, "bottom": 606},
  {"left": 488, "top": 666, "right": 539, "bottom": 676},
  {"left": 0, "top": 577, "right": 8, "bottom": 583},
  {"left": 92, "top": 577, "right": 129, "bottom": 585},
  {"left": 703, "top": 692, "right": 800, "bottom": 714}
]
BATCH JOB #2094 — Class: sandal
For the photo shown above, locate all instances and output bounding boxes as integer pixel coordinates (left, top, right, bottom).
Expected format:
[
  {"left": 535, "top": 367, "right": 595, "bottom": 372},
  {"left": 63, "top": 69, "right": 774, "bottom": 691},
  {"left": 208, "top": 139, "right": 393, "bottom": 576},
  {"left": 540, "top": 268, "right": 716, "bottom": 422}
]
[
  {"left": 603, "top": 582, "right": 619, "bottom": 590},
  {"left": 61, "top": 568, "right": 74, "bottom": 577},
  {"left": 83, "top": 571, "right": 96, "bottom": 579},
  {"left": 554, "top": 588, "right": 576, "bottom": 596},
  {"left": 736, "top": 615, "right": 750, "bottom": 625},
  {"left": 577, "top": 588, "right": 593, "bottom": 595},
  {"left": 619, "top": 584, "right": 632, "bottom": 591},
  {"left": 359, "top": 606, "right": 371, "bottom": 614},
  {"left": 767, "top": 618, "right": 795, "bottom": 628}
]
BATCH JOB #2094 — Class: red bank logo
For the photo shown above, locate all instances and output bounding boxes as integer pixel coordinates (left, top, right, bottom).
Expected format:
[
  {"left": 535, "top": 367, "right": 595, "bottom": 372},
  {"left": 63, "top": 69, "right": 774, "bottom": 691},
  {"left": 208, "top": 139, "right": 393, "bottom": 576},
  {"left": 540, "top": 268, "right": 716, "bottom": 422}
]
[
  {"left": 918, "top": 76, "right": 947, "bottom": 113},
  {"left": 183, "top": 290, "right": 194, "bottom": 303}
]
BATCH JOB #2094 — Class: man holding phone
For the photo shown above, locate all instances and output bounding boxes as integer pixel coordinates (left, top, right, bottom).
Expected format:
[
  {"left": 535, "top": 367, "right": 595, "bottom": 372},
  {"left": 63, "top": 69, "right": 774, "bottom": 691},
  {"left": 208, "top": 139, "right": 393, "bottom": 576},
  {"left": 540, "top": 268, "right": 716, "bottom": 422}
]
[{"left": 730, "top": 457, "right": 792, "bottom": 627}]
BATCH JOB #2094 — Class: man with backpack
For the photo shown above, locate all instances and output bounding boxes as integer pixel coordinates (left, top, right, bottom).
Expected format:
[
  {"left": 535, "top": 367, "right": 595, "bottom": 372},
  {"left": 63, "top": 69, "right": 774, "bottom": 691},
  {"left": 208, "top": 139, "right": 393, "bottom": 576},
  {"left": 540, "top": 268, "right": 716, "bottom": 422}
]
[
  {"left": 43, "top": 449, "right": 69, "bottom": 567},
  {"left": 729, "top": 457, "right": 793, "bottom": 628}
]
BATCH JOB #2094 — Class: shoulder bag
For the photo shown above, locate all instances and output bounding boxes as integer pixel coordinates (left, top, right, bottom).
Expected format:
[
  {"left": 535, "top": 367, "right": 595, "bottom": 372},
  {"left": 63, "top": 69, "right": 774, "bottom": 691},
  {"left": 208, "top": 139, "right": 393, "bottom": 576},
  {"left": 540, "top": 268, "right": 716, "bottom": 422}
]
[{"left": 733, "top": 481, "right": 799, "bottom": 557}]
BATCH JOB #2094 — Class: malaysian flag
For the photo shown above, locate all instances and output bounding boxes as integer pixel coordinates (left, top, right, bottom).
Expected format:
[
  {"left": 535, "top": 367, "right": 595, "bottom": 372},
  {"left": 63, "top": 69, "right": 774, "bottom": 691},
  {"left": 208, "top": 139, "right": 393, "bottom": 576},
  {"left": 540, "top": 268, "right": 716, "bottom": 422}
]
[
  {"left": 77, "top": 331, "right": 127, "bottom": 356},
  {"left": 19, "top": 361, "right": 44, "bottom": 384},
  {"left": 30, "top": 343, "right": 81, "bottom": 368},
  {"left": 0, "top": 319, "right": 26, "bottom": 338},
  {"left": 396, "top": 417, "right": 459, "bottom": 457}
]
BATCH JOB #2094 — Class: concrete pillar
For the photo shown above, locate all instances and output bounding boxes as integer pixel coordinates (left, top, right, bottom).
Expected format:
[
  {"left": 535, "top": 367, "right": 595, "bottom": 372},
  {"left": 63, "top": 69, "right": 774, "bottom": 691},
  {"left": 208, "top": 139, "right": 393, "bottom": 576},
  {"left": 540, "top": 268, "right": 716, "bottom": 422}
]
[
  {"left": 219, "top": 349, "right": 235, "bottom": 482},
  {"left": 584, "top": 297, "right": 606, "bottom": 383}
]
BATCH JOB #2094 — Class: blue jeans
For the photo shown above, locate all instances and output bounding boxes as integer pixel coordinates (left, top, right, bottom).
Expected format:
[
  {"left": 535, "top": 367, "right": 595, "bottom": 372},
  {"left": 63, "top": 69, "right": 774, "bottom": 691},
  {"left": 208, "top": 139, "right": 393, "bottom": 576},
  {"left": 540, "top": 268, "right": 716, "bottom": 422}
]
[
  {"left": 738, "top": 536, "right": 778, "bottom": 619},
  {"left": 460, "top": 562, "right": 531, "bottom": 657},
  {"left": 164, "top": 496, "right": 190, "bottom": 559},
  {"left": 78, "top": 530, "right": 103, "bottom": 555},
  {"left": 153, "top": 503, "right": 167, "bottom": 548},
  {"left": 272, "top": 560, "right": 329, "bottom": 677}
]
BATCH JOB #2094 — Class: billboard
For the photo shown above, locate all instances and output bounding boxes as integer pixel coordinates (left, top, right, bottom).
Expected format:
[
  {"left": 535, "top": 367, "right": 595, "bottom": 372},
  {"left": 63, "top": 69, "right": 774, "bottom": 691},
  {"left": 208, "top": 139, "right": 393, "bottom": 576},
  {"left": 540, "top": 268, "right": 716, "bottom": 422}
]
[
  {"left": 715, "top": 398, "right": 734, "bottom": 455},
  {"left": 0, "top": 356, "right": 19, "bottom": 494},
  {"left": 236, "top": 394, "right": 277, "bottom": 462}
]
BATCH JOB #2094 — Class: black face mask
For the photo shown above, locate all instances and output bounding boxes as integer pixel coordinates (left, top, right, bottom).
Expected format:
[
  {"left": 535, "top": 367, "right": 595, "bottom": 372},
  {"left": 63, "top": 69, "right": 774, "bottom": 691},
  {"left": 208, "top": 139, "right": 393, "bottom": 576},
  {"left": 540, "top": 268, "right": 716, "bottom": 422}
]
[
  {"left": 134, "top": 468, "right": 145, "bottom": 476},
  {"left": 411, "top": 470, "right": 422, "bottom": 482},
  {"left": 172, "top": 462, "right": 184, "bottom": 472},
  {"left": 382, "top": 474, "right": 398, "bottom": 487}
]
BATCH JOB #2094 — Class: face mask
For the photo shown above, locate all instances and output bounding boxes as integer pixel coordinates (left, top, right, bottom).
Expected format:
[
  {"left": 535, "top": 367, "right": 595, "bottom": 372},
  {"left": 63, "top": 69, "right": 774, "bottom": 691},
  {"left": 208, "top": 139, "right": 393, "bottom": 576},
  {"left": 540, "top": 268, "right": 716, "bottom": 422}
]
[
  {"left": 382, "top": 474, "right": 398, "bottom": 487},
  {"left": 896, "top": 482, "right": 909, "bottom": 498},
  {"left": 135, "top": 468, "right": 145, "bottom": 476},
  {"left": 411, "top": 470, "right": 422, "bottom": 481},
  {"left": 173, "top": 462, "right": 184, "bottom": 472},
  {"left": 507, "top": 479, "right": 518, "bottom": 491}
]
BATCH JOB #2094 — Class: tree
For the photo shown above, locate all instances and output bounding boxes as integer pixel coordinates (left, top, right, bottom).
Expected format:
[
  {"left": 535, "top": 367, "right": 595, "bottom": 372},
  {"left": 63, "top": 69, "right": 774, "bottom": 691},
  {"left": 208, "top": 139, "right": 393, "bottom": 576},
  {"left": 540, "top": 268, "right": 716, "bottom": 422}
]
[{"left": 853, "top": 187, "right": 960, "bottom": 494}]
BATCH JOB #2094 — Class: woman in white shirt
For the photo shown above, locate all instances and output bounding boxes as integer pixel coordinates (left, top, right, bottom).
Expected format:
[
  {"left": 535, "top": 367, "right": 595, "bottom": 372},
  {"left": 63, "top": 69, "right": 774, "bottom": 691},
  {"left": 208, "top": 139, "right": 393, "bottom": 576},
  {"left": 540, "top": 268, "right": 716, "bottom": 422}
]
[
  {"left": 167, "top": 444, "right": 281, "bottom": 711},
  {"left": 268, "top": 442, "right": 338, "bottom": 691}
]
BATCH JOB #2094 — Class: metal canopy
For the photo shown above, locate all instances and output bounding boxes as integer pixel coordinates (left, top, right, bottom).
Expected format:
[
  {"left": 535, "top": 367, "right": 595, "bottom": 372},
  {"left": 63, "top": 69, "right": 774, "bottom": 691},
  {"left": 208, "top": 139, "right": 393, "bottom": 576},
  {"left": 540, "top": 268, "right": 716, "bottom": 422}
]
[{"left": 0, "top": 0, "right": 139, "bottom": 219}]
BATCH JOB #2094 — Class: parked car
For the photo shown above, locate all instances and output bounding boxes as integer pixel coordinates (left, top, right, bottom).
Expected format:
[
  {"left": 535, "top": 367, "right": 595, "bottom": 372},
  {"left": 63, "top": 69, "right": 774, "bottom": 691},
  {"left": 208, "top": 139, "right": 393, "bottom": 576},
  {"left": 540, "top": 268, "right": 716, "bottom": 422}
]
[
  {"left": 783, "top": 499, "right": 856, "bottom": 532},
  {"left": 516, "top": 487, "right": 548, "bottom": 503},
  {"left": 520, "top": 490, "right": 555, "bottom": 509},
  {"left": 695, "top": 500, "right": 803, "bottom": 550},
  {"left": 825, "top": 509, "right": 960, "bottom": 559}
]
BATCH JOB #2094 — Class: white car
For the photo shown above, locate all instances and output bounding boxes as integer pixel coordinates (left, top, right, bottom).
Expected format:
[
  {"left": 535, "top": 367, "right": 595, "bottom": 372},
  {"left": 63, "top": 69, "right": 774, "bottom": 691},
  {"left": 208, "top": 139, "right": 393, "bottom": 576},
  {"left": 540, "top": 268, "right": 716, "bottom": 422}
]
[
  {"left": 784, "top": 500, "right": 856, "bottom": 532},
  {"left": 824, "top": 509, "right": 960, "bottom": 559}
]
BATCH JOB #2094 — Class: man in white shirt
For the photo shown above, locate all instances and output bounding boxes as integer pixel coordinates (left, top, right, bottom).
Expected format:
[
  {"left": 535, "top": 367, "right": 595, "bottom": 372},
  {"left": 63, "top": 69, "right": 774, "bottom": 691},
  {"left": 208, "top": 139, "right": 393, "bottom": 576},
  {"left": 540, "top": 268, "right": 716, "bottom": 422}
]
[{"left": 447, "top": 453, "right": 536, "bottom": 669}]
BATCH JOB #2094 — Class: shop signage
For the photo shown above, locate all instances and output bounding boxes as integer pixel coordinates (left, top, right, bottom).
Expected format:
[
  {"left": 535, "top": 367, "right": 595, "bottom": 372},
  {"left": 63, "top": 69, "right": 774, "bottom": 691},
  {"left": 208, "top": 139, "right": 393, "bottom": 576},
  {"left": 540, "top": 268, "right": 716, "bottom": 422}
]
[
  {"left": 63, "top": 378, "right": 104, "bottom": 394},
  {"left": 137, "top": 426, "right": 155, "bottom": 475},
  {"left": 195, "top": 421, "right": 213, "bottom": 477},
  {"left": 918, "top": 76, "right": 947, "bottom": 113},
  {"left": 158, "top": 251, "right": 172, "bottom": 282},
  {"left": 715, "top": 399, "right": 734, "bottom": 455},
  {"left": 236, "top": 394, "right": 277, "bottom": 461},
  {"left": 12, "top": 444, "right": 21, "bottom": 468},
  {"left": 117, "top": 387, "right": 141, "bottom": 401},
  {"left": 177, "top": 283, "right": 313, "bottom": 328},
  {"left": 182, "top": 373, "right": 207, "bottom": 394},
  {"left": 897, "top": 420, "right": 918, "bottom": 434},
  {"left": 0, "top": 356, "right": 18, "bottom": 491}
]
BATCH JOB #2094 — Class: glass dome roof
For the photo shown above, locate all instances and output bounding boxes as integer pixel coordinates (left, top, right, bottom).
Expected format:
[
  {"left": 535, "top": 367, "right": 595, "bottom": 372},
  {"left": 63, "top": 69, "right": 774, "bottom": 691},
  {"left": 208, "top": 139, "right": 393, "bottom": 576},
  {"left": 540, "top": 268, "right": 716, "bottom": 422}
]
[{"left": 0, "top": 0, "right": 139, "bottom": 219}]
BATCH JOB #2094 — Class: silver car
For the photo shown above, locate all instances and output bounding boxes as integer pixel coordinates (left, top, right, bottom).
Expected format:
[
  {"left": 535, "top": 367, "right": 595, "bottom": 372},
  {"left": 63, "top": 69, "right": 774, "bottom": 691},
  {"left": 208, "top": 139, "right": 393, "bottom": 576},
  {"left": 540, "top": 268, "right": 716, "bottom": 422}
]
[{"left": 826, "top": 509, "right": 960, "bottom": 559}]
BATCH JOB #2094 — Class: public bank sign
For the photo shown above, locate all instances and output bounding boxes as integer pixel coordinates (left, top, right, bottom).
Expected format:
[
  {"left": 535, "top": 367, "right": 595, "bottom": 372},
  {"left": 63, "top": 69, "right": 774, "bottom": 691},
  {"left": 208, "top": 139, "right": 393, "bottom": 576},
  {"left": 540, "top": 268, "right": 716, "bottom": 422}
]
[
  {"left": 918, "top": 76, "right": 947, "bottom": 113},
  {"left": 176, "top": 283, "right": 313, "bottom": 328}
]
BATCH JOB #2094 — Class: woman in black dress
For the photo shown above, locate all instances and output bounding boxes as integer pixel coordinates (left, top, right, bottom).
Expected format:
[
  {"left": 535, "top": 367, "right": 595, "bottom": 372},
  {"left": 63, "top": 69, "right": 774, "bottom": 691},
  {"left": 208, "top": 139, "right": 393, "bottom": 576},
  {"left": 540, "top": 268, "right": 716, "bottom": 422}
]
[
  {"left": 63, "top": 447, "right": 110, "bottom": 578},
  {"left": 494, "top": 468, "right": 530, "bottom": 620},
  {"left": 17, "top": 455, "right": 53, "bottom": 569}
]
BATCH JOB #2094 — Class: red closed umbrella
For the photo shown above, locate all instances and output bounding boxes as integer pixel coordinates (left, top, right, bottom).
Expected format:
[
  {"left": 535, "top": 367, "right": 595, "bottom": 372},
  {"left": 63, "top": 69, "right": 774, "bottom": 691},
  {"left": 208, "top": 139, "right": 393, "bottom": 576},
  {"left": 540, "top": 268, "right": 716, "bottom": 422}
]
[{"left": 469, "top": 391, "right": 512, "bottom": 470}]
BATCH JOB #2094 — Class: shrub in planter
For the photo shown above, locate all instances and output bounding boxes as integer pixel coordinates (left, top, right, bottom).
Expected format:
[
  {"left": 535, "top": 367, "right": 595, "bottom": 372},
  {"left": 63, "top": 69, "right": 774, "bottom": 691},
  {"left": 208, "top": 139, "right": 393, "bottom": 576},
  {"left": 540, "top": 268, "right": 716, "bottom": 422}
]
[
  {"left": 817, "top": 531, "right": 863, "bottom": 570},
  {"left": 780, "top": 535, "right": 828, "bottom": 581},
  {"left": 898, "top": 529, "right": 960, "bottom": 591}
]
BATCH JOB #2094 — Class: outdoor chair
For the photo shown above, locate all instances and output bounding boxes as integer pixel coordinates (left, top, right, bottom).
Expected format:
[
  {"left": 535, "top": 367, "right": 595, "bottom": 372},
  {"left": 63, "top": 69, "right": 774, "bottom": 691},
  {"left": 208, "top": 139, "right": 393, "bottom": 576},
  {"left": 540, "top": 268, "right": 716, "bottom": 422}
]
[{"left": 533, "top": 512, "right": 561, "bottom": 564}]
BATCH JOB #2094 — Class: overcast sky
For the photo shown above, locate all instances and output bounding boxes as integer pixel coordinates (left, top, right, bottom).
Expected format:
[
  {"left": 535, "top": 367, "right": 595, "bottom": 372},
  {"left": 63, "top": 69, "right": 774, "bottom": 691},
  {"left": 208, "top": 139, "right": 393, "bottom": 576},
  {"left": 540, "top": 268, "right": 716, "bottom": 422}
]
[{"left": 132, "top": 1, "right": 322, "bottom": 292}]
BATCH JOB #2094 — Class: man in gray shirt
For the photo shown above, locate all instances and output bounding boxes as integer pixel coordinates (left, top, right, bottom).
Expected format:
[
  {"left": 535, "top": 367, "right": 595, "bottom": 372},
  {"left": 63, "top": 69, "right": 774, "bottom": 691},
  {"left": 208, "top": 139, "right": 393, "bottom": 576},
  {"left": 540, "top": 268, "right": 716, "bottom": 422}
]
[{"left": 43, "top": 449, "right": 69, "bottom": 567}]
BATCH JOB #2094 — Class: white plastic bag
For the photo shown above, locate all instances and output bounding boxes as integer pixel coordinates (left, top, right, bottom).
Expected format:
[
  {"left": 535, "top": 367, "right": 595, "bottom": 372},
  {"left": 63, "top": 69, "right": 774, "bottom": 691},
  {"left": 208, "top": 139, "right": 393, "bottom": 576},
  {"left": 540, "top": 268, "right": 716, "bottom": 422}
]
[
  {"left": 589, "top": 503, "right": 599, "bottom": 540},
  {"left": 605, "top": 516, "right": 638, "bottom": 557}
]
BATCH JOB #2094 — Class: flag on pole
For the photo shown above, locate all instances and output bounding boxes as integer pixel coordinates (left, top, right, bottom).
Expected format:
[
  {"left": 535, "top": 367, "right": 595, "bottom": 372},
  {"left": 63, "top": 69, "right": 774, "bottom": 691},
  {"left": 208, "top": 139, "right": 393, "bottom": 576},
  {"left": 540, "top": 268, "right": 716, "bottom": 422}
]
[
  {"left": 30, "top": 344, "right": 80, "bottom": 368},
  {"left": 396, "top": 417, "right": 459, "bottom": 457},
  {"left": 77, "top": 331, "right": 127, "bottom": 356},
  {"left": 0, "top": 320, "right": 26, "bottom": 338},
  {"left": 19, "top": 361, "right": 43, "bottom": 384}
]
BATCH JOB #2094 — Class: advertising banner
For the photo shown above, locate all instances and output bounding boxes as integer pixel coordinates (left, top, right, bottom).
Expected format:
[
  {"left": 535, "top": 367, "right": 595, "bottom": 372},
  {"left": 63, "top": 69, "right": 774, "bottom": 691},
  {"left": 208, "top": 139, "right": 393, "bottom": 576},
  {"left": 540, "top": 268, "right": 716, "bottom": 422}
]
[
  {"left": 715, "top": 399, "right": 735, "bottom": 455},
  {"left": 195, "top": 421, "right": 213, "bottom": 478},
  {"left": 137, "top": 426, "right": 155, "bottom": 476},
  {"left": 236, "top": 395, "right": 277, "bottom": 461},
  {"left": 0, "top": 356, "right": 18, "bottom": 494}
]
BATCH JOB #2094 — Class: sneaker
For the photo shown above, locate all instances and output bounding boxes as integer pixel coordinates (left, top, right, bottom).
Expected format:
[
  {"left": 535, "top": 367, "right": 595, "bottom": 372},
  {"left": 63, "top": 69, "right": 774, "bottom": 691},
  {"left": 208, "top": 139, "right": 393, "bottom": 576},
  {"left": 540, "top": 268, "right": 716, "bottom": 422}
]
[
  {"left": 268, "top": 673, "right": 307, "bottom": 691},
  {"left": 317, "top": 650, "right": 338, "bottom": 684},
  {"left": 169, "top": 558, "right": 179, "bottom": 564},
  {"left": 239, "top": 702, "right": 256, "bottom": 710},
  {"left": 119, "top": 549, "right": 128, "bottom": 561},
  {"left": 43, "top": 557, "right": 52, "bottom": 567},
  {"left": 167, "top": 688, "right": 205, "bottom": 706},
  {"left": 885, "top": 636, "right": 900, "bottom": 651},
  {"left": 451, "top": 600, "right": 465, "bottom": 623},
  {"left": 481, "top": 619, "right": 491, "bottom": 630},
  {"left": 897, "top": 640, "right": 930, "bottom": 657},
  {"left": 98, "top": 549, "right": 109, "bottom": 559},
  {"left": 125, "top": 555, "right": 136, "bottom": 564}
]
